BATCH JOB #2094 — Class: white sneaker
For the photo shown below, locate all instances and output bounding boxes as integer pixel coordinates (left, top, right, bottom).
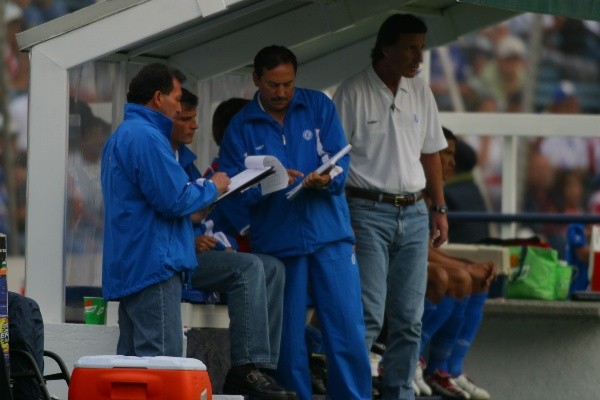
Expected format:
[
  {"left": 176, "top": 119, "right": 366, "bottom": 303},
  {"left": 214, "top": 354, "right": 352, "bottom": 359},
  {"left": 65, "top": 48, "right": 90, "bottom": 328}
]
[
  {"left": 369, "top": 351, "right": 382, "bottom": 377},
  {"left": 454, "top": 374, "right": 491, "bottom": 400},
  {"left": 412, "top": 380, "right": 421, "bottom": 396},
  {"left": 413, "top": 357, "right": 433, "bottom": 396}
]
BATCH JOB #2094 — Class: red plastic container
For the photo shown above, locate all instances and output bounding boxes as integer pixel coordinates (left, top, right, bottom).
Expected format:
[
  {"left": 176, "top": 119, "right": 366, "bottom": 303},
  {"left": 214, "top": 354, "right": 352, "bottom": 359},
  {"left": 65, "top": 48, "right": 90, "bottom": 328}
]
[{"left": 68, "top": 355, "right": 212, "bottom": 400}]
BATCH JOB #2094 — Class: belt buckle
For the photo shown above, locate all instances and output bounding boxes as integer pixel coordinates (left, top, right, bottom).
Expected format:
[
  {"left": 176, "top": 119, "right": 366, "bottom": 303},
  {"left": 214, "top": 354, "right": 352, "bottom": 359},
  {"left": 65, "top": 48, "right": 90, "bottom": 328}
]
[{"left": 393, "top": 194, "right": 415, "bottom": 207}]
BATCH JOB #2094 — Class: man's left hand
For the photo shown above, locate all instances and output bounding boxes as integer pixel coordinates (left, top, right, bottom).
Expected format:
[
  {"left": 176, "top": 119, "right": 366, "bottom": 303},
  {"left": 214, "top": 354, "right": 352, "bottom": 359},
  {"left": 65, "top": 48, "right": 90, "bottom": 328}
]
[
  {"left": 430, "top": 213, "right": 448, "bottom": 248},
  {"left": 303, "top": 171, "right": 331, "bottom": 189}
]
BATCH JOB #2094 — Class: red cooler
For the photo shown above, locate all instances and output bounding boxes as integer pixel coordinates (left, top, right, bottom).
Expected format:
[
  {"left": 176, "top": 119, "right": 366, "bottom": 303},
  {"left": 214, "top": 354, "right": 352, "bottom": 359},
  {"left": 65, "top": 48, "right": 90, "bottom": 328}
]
[{"left": 68, "top": 355, "right": 212, "bottom": 400}]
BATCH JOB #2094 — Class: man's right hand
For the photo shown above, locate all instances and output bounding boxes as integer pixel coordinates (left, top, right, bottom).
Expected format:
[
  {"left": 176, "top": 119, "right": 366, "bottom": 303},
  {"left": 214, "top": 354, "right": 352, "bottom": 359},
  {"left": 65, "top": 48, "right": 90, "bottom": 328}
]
[
  {"left": 210, "top": 172, "right": 230, "bottom": 193},
  {"left": 195, "top": 235, "right": 218, "bottom": 253}
]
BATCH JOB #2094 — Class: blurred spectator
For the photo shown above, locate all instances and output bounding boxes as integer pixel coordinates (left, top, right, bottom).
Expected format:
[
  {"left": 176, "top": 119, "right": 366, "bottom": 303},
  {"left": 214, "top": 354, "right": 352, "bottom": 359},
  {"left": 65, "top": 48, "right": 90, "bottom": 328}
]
[
  {"left": 542, "top": 16, "right": 600, "bottom": 82},
  {"left": 429, "top": 44, "right": 473, "bottom": 111},
  {"left": 546, "top": 169, "right": 586, "bottom": 258},
  {"left": 67, "top": 115, "right": 110, "bottom": 247},
  {"left": 523, "top": 150, "right": 558, "bottom": 235},
  {"left": 66, "top": 115, "right": 110, "bottom": 286},
  {"left": 13, "top": 0, "right": 67, "bottom": 29},
  {"left": 5, "top": 2, "right": 29, "bottom": 96},
  {"left": 538, "top": 81, "right": 590, "bottom": 173},
  {"left": 472, "top": 34, "right": 527, "bottom": 111},
  {"left": 464, "top": 96, "right": 503, "bottom": 212},
  {"left": 9, "top": 94, "right": 28, "bottom": 153}
]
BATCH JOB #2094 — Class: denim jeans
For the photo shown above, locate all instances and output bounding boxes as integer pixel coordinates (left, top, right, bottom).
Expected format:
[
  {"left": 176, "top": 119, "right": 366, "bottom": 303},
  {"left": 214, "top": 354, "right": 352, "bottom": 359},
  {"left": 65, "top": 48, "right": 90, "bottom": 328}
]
[
  {"left": 348, "top": 197, "right": 429, "bottom": 400},
  {"left": 191, "top": 251, "right": 285, "bottom": 369},
  {"left": 117, "top": 273, "right": 183, "bottom": 357}
]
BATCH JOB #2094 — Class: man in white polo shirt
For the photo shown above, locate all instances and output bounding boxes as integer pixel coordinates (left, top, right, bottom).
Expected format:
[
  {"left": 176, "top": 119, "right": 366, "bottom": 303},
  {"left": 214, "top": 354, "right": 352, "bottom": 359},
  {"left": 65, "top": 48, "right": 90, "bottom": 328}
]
[{"left": 333, "top": 13, "right": 448, "bottom": 400}]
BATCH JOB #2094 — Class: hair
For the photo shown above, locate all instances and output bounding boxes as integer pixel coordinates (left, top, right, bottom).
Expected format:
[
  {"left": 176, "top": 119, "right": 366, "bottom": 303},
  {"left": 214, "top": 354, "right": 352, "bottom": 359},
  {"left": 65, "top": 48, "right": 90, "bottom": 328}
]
[
  {"left": 126, "top": 63, "right": 186, "bottom": 104},
  {"left": 371, "top": 13, "right": 428, "bottom": 62},
  {"left": 212, "top": 98, "right": 250, "bottom": 146},
  {"left": 454, "top": 139, "right": 478, "bottom": 173},
  {"left": 253, "top": 45, "right": 298, "bottom": 79},
  {"left": 442, "top": 126, "right": 456, "bottom": 142},
  {"left": 180, "top": 88, "right": 199, "bottom": 111}
]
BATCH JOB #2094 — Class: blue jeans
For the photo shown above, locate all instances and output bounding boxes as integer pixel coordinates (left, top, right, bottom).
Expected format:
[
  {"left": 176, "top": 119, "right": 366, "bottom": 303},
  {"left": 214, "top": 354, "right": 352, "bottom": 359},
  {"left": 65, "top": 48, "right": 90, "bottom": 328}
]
[
  {"left": 348, "top": 197, "right": 429, "bottom": 400},
  {"left": 117, "top": 273, "right": 183, "bottom": 356},
  {"left": 191, "top": 251, "right": 284, "bottom": 369}
]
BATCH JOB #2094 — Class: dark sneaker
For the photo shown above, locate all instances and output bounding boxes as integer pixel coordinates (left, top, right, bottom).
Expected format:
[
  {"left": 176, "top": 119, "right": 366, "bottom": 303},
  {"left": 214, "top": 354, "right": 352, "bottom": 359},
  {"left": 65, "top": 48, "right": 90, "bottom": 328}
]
[
  {"left": 223, "top": 367, "right": 297, "bottom": 400},
  {"left": 426, "top": 369, "right": 470, "bottom": 399},
  {"left": 260, "top": 369, "right": 299, "bottom": 399},
  {"left": 309, "top": 352, "right": 327, "bottom": 395},
  {"left": 372, "top": 375, "right": 382, "bottom": 399}
]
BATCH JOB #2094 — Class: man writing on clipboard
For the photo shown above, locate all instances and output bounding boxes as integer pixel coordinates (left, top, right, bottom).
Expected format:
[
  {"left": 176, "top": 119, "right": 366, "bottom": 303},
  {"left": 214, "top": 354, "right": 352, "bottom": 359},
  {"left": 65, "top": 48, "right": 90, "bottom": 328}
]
[{"left": 218, "top": 45, "right": 372, "bottom": 400}]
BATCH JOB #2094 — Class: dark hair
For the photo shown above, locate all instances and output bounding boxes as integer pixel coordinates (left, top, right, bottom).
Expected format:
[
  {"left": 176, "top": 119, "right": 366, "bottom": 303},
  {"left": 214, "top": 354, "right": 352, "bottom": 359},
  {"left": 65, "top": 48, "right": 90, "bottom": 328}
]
[
  {"left": 180, "top": 88, "right": 199, "bottom": 111},
  {"left": 212, "top": 98, "right": 250, "bottom": 146},
  {"left": 371, "top": 13, "right": 427, "bottom": 62},
  {"left": 454, "top": 139, "right": 478, "bottom": 173},
  {"left": 442, "top": 126, "right": 456, "bottom": 142},
  {"left": 126, "top": 63, "right": 186, "bottom": 104},
  {"left": 253, "top": 45, "right": 297, "bottom": 78}
]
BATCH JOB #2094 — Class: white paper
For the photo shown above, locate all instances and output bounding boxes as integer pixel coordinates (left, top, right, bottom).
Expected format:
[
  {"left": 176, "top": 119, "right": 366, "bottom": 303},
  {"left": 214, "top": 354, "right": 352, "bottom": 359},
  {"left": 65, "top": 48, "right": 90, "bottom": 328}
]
[
  {"left": 253, "top": 155, "right": 288, "bottom": 195},
  {"left": 217, "top": 155, "right": 281, "bottom": 201},
  {"left": 286, "top": 144, "right": 351, "bottom": 200}
]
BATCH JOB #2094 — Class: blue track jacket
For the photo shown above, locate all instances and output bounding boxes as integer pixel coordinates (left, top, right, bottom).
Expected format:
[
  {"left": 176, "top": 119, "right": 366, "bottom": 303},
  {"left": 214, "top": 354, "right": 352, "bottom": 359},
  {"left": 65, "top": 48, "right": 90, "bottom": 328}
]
[
  {"left": 218, "top": 88, "right": 354, "bottom": 257},
  {"left": 101, "top": 104, "right": 217, "bottom": 300},
  {"left": 177, "top": 145, "right": 237, "bottom": 250}
]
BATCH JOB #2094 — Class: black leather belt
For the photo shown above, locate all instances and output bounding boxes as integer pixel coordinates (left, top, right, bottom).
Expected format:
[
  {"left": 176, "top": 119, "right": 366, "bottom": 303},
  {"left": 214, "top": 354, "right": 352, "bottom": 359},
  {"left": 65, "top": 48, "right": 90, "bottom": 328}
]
[{"left": 346, "top": 187, "right": 425, "bottom": 207}]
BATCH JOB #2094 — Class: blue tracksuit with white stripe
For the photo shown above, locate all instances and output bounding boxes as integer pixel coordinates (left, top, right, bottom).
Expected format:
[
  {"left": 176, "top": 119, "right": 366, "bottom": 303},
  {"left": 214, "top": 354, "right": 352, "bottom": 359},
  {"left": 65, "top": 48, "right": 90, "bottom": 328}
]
[{"left": 218, "top": 88, "right": 371, "bottom": 400}]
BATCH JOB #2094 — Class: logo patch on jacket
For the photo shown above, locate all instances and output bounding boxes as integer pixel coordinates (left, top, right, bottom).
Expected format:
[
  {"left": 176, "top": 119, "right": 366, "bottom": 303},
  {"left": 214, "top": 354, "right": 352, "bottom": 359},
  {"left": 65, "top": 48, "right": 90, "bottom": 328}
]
[{"left": 303, "top": 130, "right": 313, "bottom": 141}]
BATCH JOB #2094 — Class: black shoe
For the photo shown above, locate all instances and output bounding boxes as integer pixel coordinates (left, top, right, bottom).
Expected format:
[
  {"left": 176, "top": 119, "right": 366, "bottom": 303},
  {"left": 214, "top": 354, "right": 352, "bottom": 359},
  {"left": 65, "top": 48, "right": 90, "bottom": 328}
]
[
  {"left": 309, "top": 353, "right": 327, "bottom": 395},
  {"left": 259, "top": 369, "right": 299, "bottom": 400},
  {"left": 372, "top": 375, "right": 382, "bottom": 399},
  {"left": 223, "top": 366, "right": 298, "bottom": 400}
]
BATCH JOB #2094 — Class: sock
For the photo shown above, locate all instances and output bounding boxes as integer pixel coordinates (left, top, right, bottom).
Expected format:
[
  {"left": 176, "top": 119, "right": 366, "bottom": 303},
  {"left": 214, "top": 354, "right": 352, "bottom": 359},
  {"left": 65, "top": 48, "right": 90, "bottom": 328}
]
[
  {"left": 426, "top": 296, "right": 469, "bottom": 374},
  {"left": 305, "top": 323, "right": 324, "bottom": 354},
  {"left": 419, "top": 295, "right": 457, "bottom": 357},
  {"left": 447, "top": 292, "right": 488, "bottom": 377},
  {"left": 422, "top": 298, "right": 439, "bottom": 326},
  {"left": 231, "top": 363, "right": 256, "bottom": 375}
]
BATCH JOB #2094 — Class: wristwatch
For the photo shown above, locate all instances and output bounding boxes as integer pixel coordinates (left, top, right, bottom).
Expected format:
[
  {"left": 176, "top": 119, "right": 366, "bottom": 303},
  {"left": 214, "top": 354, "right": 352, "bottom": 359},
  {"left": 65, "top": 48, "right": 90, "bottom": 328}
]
[{"left": 430, "top": 204, "right": 448, "bottom": 214}]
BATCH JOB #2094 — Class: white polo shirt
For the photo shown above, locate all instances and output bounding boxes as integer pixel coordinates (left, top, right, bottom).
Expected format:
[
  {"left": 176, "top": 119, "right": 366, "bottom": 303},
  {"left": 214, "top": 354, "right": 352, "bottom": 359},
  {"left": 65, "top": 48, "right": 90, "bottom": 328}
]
[{"left": 333, "top": 65, "right": 446, "bottom": 194}]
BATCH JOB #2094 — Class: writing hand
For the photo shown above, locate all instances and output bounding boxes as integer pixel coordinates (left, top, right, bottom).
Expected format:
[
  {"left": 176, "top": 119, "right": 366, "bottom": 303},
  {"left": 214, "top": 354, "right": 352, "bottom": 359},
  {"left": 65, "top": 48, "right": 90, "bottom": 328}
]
[
  {"left": 210, "top": 172, "right": 230, "bottom": 194},
  {"left": 286, "top": 169, "right": 304, "bottom": 186}
]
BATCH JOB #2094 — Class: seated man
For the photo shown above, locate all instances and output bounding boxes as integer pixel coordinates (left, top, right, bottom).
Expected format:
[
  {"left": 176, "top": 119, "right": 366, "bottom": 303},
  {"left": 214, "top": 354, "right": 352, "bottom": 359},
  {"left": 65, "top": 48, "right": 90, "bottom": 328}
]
[
  {"left": 413, "top": 127, "right": 496, "bottom": 400},
  {"left": 171, "top": 89, "right": 296, "bottom": 400}
]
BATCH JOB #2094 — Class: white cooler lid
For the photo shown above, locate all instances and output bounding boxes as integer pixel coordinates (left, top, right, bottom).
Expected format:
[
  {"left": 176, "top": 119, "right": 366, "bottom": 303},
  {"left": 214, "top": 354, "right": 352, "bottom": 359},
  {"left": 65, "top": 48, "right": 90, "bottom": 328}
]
[{"left": 74, "top": 355, "right": 207, "bottom": 370}]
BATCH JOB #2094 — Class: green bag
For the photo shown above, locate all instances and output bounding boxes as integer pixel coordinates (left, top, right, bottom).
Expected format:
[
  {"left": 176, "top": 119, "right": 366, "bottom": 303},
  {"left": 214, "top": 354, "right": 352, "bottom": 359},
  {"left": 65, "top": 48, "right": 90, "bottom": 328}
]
[
  {"left": 507, "top": 246, "right": 572, "bottom": 300},
  {"left": 554, "top": 261, "right": 573, "bottom": 300}
]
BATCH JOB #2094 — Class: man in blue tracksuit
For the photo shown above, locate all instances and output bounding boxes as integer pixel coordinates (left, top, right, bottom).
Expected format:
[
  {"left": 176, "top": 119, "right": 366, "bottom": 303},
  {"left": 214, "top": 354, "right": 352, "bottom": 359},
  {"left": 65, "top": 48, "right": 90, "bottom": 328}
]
[
  {"left": 218, "top": 45, "right": 371, "bottom": 400},
  {"left": 171, "top": 88, "right": 296, "bottom": 399},
  {"left": 101, "top": 63, "right": 229, "bottom": 357}
]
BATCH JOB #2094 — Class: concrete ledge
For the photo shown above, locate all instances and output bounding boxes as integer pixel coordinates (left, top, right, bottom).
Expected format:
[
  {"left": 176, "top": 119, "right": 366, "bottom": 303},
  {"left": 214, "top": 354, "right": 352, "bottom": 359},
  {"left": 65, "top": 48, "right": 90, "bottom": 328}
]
[{"left": 484, "top": 298, "right": 600, "bottom": 320}]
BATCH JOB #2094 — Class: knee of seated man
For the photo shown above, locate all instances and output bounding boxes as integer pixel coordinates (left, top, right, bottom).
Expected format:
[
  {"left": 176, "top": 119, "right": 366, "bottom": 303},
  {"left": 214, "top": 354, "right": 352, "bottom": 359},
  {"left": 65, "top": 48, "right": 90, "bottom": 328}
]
[
  {"left": 447, "top": 267, "right": 472, "bottom": 299},
  {"left": 426, "top": 264, "right": 449, "bottom": 302}
]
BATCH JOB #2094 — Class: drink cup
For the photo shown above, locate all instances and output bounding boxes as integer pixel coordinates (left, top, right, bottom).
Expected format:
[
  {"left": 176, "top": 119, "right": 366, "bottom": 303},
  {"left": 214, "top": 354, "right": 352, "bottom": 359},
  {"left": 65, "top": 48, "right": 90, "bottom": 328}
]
[{"left": 84, "top": 296, "right": 107, "bottom": 325}]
